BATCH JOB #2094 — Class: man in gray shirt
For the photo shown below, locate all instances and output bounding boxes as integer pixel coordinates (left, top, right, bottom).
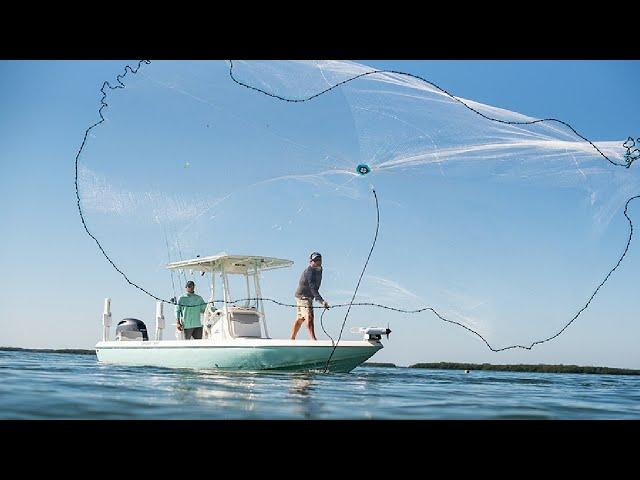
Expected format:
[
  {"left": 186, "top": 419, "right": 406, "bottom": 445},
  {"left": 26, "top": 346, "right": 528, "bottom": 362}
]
[{"left": 291, "top": 252, "right": 330, "bottom": 340}]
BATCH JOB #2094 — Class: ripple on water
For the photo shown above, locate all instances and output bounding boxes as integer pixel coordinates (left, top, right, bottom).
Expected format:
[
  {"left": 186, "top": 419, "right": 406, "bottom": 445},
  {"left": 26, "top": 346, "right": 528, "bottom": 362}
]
[{"left": 1, "top": 353, "right": 639, "bottom": 419}]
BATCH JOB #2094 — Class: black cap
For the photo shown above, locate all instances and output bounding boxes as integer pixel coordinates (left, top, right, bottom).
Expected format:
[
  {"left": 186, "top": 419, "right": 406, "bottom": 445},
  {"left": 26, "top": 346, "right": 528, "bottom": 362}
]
[
  {"left": 310, "top": 252, "right": 322, "bottom": 261},
  {"left": 185, "top": 280, "right": 195, "bottom": 288}
]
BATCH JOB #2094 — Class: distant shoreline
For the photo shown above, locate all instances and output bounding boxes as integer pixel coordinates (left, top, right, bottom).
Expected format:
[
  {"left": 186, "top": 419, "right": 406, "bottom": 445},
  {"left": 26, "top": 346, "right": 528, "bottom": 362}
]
[
  {"left": 0, "top": 347, "right": 96, "bottom": 355},
  {"left": 367, "top": 362, "right": 640, "bottom": 375},
  {"left": 2, "top": 349, "right": 638, "bottom": 375}
]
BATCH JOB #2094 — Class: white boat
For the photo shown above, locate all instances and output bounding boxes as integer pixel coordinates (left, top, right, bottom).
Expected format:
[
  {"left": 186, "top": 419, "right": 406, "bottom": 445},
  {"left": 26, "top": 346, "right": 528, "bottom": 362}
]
[{"left": 95, "top": 253, "right": 390, "bottom": 373}]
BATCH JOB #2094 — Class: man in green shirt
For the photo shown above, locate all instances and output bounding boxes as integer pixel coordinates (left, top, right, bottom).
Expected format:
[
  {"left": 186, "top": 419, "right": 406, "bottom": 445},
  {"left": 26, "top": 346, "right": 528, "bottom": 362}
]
[{"left": 176, "top": 280, "right": 207, "bottom": 340}]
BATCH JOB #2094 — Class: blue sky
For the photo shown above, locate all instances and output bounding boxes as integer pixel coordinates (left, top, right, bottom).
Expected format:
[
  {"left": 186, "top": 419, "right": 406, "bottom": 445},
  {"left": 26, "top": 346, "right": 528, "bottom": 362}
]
[{"left": 1, "top": 60, "right": 638, "bottom": 368}]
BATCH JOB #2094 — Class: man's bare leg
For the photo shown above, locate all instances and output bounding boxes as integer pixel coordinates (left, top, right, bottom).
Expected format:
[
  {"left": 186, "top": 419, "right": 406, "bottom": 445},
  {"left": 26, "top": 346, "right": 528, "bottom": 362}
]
[
  {"left": 307, "top": 316, "right": 317, "bottom": 340},
  {"left": 290, "top": 317, "right": 305, "bottom": 340}
]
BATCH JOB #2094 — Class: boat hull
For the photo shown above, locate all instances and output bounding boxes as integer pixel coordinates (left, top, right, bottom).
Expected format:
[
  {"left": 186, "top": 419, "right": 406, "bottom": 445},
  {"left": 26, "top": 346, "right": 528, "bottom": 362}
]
[{"left": 95, "top": 339, "right": 382, "bottom": 373}]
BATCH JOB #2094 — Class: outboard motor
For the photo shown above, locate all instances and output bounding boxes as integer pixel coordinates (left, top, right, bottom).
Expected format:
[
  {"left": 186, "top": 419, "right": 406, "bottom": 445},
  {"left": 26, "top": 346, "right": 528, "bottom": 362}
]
[{"left": 115, "top": 318, "right": 149, "bottom": 341}]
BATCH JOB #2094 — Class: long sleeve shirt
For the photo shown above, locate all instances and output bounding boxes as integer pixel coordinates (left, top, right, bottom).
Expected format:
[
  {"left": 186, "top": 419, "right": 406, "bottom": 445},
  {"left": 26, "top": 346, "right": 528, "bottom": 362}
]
[
  {"left": 175, "top": 293, "right": 206, "bottom": 329},
  {"left": 294, "top": 265, "right": 324, "bottom": 303}
]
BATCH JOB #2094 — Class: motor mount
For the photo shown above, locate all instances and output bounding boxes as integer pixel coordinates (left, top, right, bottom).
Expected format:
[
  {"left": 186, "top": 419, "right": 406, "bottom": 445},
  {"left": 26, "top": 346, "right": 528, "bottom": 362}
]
[{"left": 352, "top": 326, "right": 392, "bottom": 341}]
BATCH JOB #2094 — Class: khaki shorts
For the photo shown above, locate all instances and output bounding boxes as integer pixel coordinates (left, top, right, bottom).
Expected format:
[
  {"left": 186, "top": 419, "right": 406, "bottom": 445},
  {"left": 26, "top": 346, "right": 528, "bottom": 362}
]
[{"left": 296, "top": 297, "right": 314, "bottom": 320}]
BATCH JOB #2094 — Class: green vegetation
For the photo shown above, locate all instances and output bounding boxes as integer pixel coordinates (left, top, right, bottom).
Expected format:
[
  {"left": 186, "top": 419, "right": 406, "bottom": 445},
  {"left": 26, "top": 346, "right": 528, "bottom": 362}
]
[
  {"left": 364, "top": 362, "right": 397, "bottom": 368},
  {"left": 409, "top": 362, "right": 640, "bottom": 376},
  {"left": 0, "top": 347, "right": 96, "bottom": 355}
]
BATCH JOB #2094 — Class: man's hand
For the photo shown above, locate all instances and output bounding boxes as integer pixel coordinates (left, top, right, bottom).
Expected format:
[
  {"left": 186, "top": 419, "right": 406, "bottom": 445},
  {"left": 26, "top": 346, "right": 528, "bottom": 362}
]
[
  {"left": 323, "top": 301, "right": 330, "bottom": 309},
  {"left": 177, "top": 320, "right": 184, "bottom": 331}
]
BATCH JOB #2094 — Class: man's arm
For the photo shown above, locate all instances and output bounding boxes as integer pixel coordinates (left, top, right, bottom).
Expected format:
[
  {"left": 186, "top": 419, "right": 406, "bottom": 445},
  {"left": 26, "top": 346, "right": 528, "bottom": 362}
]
[
  {"left": 175, "top": 298, "right": 184, "bottom": 327},
  {"left": 305, "top": 268, "right": 324, "bottom": 303}
]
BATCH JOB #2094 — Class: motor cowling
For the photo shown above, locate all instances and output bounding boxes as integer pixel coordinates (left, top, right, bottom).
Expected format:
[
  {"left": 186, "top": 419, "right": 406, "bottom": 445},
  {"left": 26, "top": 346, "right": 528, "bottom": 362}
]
[{"left": 115, "top": 318, "right": 149, "bottom": 341}]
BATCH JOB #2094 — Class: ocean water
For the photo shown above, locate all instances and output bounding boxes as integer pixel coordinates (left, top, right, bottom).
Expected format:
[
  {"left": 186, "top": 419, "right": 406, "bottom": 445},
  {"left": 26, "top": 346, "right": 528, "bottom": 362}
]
[{"left": 1, "top": 351, "right": 638, "bottom": 419}]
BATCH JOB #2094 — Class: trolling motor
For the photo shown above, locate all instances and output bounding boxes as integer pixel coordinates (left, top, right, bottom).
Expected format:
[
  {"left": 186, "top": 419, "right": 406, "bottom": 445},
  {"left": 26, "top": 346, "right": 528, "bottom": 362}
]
[{"left": 352, "top": 326, "right": 392, "bottom": 341}]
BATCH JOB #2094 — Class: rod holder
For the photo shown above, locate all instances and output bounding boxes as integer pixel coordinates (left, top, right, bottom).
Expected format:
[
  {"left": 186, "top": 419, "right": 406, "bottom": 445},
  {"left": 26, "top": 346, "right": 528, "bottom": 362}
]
[{"left": 102, "top": 298, "right": 112, "bottom": 342}]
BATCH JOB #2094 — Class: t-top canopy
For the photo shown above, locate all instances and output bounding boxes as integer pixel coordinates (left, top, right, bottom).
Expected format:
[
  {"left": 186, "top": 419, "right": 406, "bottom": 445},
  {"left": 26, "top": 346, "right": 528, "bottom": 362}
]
[{"left": 166, "top": 253, "right": 294, "bottom": 274}]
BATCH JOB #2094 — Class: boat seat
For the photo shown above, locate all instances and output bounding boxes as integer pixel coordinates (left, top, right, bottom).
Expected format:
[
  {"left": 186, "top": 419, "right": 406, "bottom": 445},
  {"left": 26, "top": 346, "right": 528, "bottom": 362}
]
[{"left": 229, "top": 308, "right": 262, "bottom": 338}]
